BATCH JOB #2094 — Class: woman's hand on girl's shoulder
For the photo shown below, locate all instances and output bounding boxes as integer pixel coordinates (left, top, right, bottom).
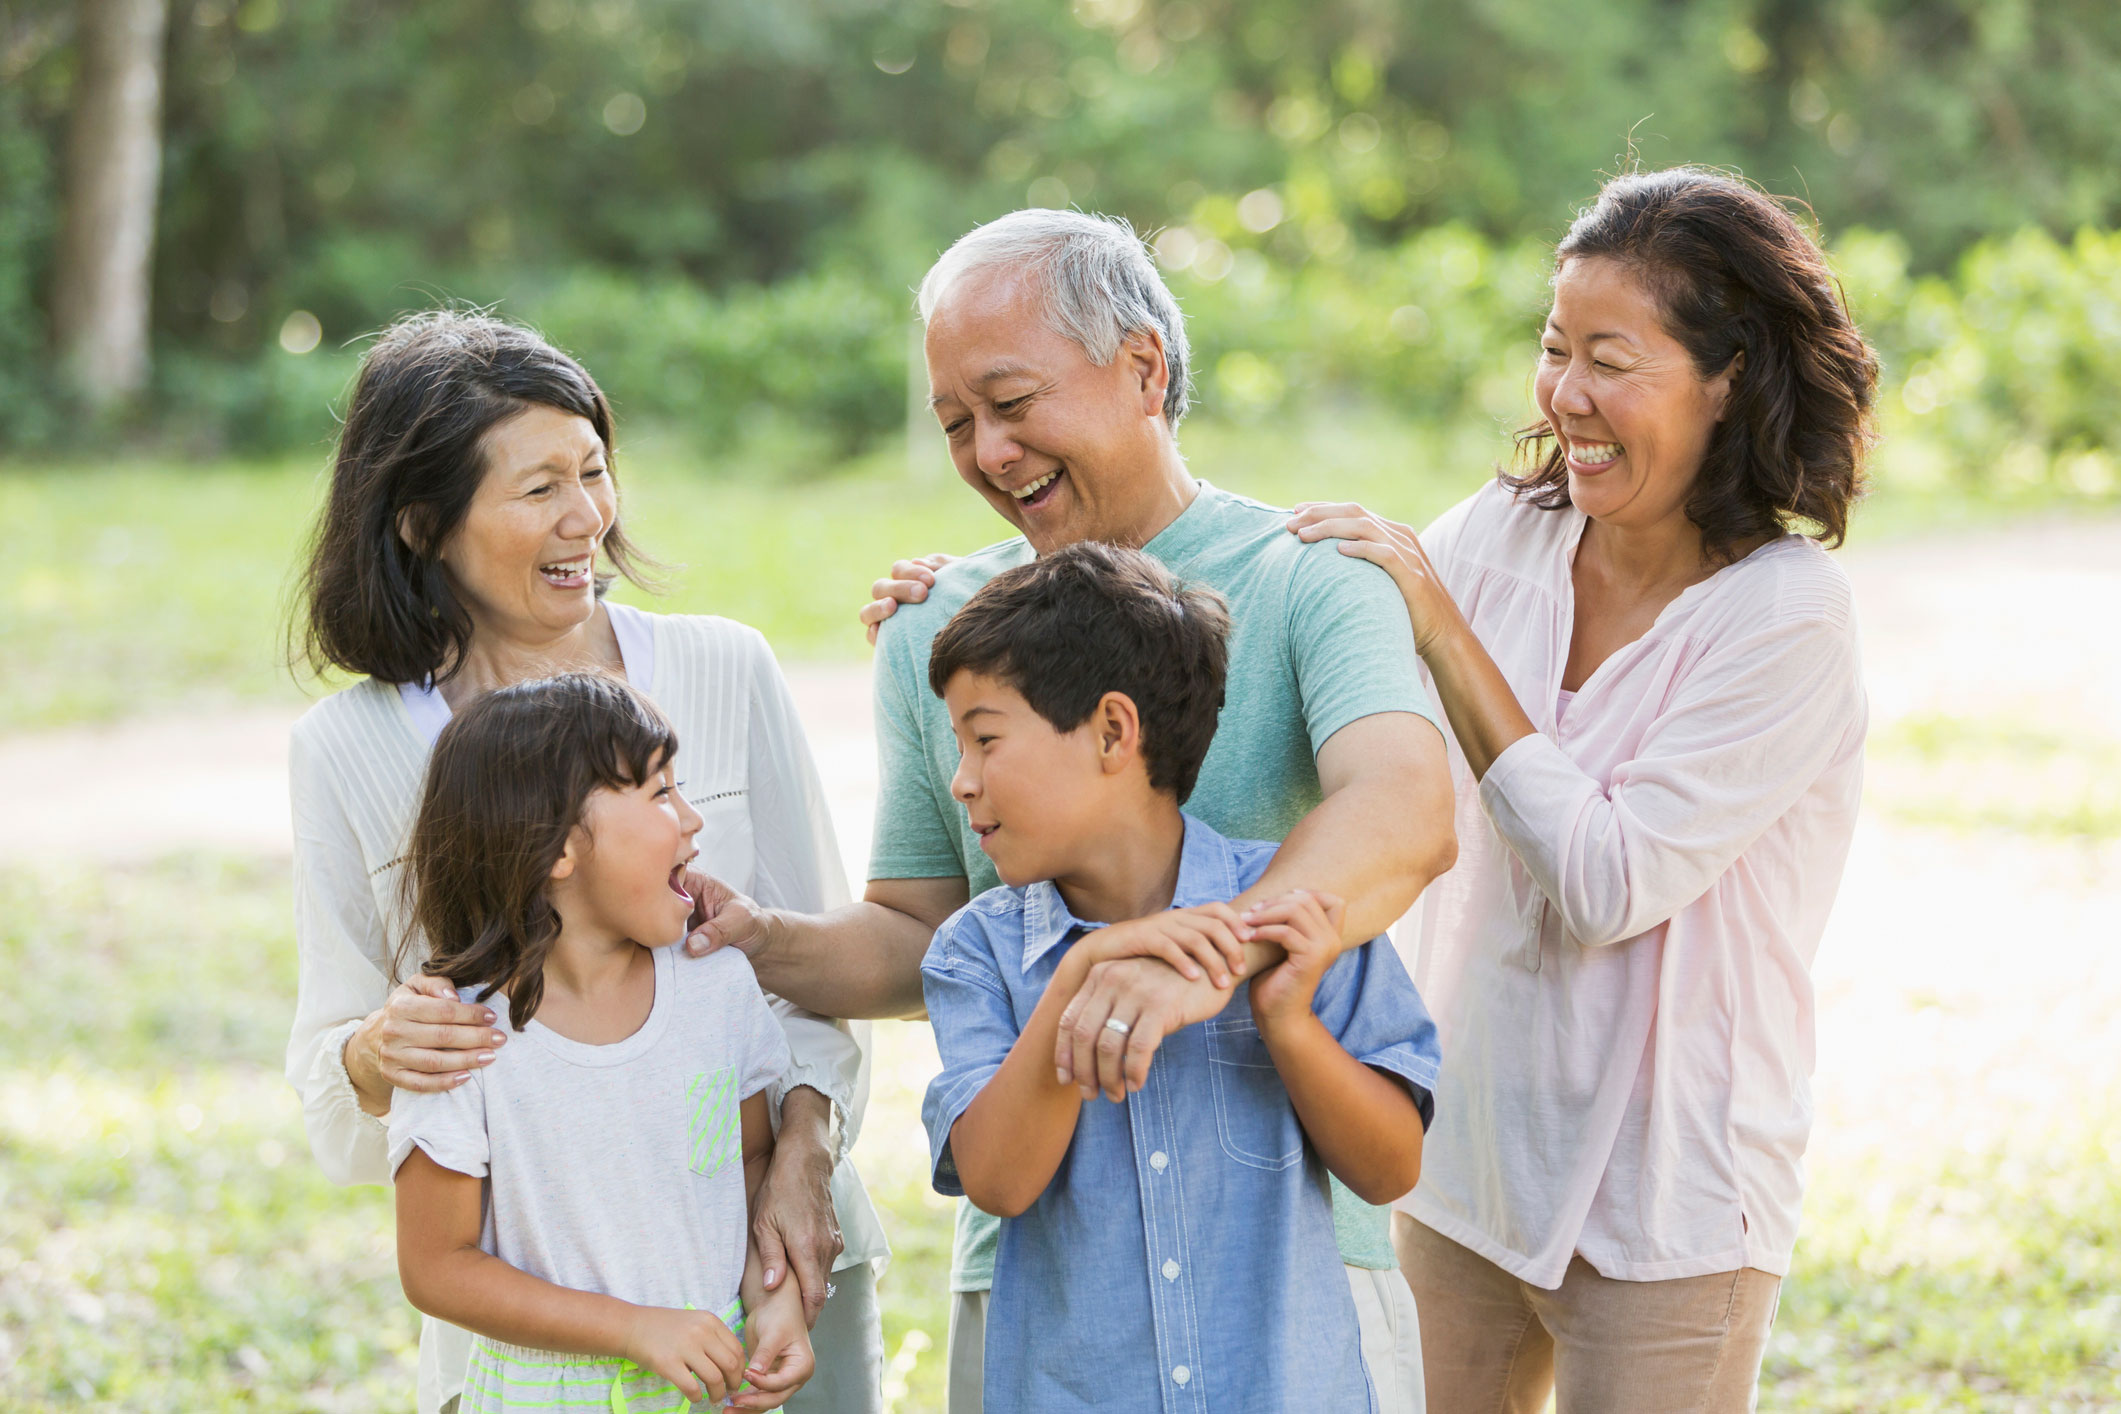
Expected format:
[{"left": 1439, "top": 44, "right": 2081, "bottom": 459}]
[
  {"left": 622, "top": 1305, "right": 748, "bottom": 1407},
  {"left": 346, "top": 974, "right": 504, "bottom": 1113},
  {"left": 1286, "top": 502, "right": 1456, "bottom": 652},
  {"left": 859, "top": 553, "right": 955, "bottom": 645},
  {"left": 726, "top": 1282, "right": 816, "bottom": 1410}
]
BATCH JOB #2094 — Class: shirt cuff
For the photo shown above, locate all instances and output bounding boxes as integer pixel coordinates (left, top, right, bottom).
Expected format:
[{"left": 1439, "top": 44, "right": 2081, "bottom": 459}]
[
  {"left": 315, "top": 1016, "right": 390, "bottom": 1139},
  {"left": 771, "top": 1069, "right": 852, "bottom": 1166}
]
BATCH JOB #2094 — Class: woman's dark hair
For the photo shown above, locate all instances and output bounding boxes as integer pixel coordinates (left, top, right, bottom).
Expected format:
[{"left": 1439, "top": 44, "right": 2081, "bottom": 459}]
[
  {"left": 401, "top": 672, "right": 678, "bottom": 1028},
  {"left": 296, "top": 310, "right": 658, "bottom": 687},
  {"left": 928, "top": 542, "right": 1231, "bottom": 803},
  {"left": 1507, "top": 167, "right": 1878, "bottom": 559}
]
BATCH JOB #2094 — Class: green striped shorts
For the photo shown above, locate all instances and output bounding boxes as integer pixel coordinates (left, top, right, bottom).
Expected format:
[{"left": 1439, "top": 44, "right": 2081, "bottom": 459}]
[{"left": 460, "top": 1300, "right": 747, "bottom": 1413}]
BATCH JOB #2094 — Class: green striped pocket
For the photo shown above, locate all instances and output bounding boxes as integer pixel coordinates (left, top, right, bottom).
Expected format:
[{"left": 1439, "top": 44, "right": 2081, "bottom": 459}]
[{"left": 685, "top": 1067, "right": 741, "bottom": 1178}]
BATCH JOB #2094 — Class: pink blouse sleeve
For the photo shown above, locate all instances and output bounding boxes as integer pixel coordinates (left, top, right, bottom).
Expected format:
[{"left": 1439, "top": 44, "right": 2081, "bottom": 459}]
[{"left": 1477, "top": 572, "right": 1864, "bottom": 948}]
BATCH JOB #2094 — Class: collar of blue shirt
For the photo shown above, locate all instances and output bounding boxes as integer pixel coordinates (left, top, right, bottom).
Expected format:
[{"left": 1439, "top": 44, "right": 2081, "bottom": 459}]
[{"left": 1016, "top": 813, "right": 1243, "bottom": 973}]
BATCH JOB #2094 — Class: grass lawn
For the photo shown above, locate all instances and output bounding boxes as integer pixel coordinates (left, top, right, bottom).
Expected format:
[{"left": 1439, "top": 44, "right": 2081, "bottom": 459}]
[
  {"left": 2, "top": 855, "right": 2116, "bottom": 1411},
  {"left": 5, "top": 409, "right": 2108, "bottom": 733}
]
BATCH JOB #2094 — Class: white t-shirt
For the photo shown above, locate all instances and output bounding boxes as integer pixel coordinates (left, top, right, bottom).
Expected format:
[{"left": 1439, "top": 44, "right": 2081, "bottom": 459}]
[{"left": 388, "top": 946, "right": 790, "bottom": 1408}]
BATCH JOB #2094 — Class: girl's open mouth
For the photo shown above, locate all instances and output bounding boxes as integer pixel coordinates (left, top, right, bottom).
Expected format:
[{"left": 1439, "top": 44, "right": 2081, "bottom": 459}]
[{"left": 667, "top": 864, "right": 693, "bottom": 906}]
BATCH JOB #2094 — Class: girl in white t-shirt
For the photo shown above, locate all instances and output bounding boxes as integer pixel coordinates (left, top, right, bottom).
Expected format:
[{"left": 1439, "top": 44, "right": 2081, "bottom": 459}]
[{"left": 388, "top": 672, "right": 812, "bottom": 1412}]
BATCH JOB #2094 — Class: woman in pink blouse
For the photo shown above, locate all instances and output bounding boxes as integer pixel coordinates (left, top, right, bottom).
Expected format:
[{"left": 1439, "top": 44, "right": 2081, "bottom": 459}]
[{"left": 1292, "top": 168, "right": 1876, "bottom": 1412}]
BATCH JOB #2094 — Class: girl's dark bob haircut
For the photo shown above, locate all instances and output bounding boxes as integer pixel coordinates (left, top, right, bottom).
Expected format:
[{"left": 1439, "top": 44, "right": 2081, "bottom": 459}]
[
  {"left": 295, "top": 310, "right": 658, "bottom": 687},
  {"left": 1507, "top": 167, "right": 1879, "bottom": 561},
  {"left": 401, "top": 671, "right": 679, "bottom": 1028}
]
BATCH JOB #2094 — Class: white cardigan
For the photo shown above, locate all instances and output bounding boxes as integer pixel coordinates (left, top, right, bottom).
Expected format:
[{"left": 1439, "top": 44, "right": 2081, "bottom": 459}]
[
  {"left": 284, "top": 605, "right": 884, "bottom": 1412},
  {"left": 1398, "top": 482, "right": 1866, "bottom": 1289}
]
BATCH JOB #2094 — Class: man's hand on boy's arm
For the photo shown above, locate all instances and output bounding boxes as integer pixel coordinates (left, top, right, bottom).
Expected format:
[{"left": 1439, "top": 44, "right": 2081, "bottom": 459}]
[
  {"left": 395, "top": 1151, "right": 748, "bottom": 1404},
  {"left": 1246, "top": 890, "right": 1426, "bottom": 1205}
]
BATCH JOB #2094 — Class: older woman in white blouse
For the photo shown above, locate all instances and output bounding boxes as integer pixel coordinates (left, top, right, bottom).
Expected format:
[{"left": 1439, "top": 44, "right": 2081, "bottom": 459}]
[
  {"left": 1292, "top": 169, "right": 1877, "bottom": 1412},
  {"left": 284, "top": 312, "right": 885, "bottom": 1414}
]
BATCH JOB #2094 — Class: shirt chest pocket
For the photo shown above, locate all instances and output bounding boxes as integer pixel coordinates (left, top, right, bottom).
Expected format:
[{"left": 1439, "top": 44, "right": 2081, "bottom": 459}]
[
  {"left": 686, "top": 1066, "right": 742, "bottom": 1177},
  {"left": 687, "top": 788, "right": 756, "bottom": 894},
  {"left": 1204, "top": 1016, "right": 1304, "bottom": 1171}
]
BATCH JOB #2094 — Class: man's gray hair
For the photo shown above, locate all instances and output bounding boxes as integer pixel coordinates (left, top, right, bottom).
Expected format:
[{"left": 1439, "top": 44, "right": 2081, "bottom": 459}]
[{"left": 917, "top": 209, "right": 1193, "bottom": 424}]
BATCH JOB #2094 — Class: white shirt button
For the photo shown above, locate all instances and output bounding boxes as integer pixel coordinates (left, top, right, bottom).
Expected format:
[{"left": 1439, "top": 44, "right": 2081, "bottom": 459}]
[
  {"left": 1149, "top": 1151, "right": 1168, "bottom": 1171},
  {"left": 1161, "top": 1258, "right": 1181, "bottom": 1281},
  {"left": 1172, "top": 1366, "right": 1191, "bottom": 1386}
]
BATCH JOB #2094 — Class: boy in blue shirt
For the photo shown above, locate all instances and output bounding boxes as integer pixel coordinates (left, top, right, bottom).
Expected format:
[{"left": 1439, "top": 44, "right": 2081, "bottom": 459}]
[{"left": 919, "top": 542, "right": 1442, "bottom": 1413}]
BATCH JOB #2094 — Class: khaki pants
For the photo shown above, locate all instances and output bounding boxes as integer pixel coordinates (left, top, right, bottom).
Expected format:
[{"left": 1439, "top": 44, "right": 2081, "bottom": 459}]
[
  {"left": 945, "top": 1263, "right": 1425, "bottom": 1413},
  {"left": 1394, "top": 1214, "right": 1780, "bottom": 1414}
]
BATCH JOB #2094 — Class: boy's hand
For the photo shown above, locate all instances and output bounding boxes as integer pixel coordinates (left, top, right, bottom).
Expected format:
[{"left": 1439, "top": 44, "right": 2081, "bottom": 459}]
[
  {"left": 1055, "top": 952, "right": 1244, "bottom": 1102},
  {"left": 726, "top": 1283, "right": 815, "bottom": 1410},
  {"left": 623, "top": 1305, "right": 747, "bottom": 1406},
  {"left": 1073, "top": 904, "right": 1253, "bottom": 989},
  {"left": 1244, "top": 891, "right": 1347, "bottom": 1033}
]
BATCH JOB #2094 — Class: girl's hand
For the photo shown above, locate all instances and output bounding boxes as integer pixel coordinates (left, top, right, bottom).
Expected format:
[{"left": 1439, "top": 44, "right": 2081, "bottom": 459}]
[
  {"left": 1243, "top": 891, "right": 1347, "bottom": 1033},
  {"left": 344, "top": 974, "right": 504, "bottom": 1113},
  {"left": 623, "top": 1305, "right": 747, "bottom": 1407},
  {"left": 726, "top": 1284, "right": 816, "bottom": 1410},
  {"left": 859, "top": 553, "right": 956, "bottom": 645},
  {"left": 1286, "top": 503, "right": 1456, "bottom": 653},
  {"left": 1072, "top": 904, "right": 1253, "bottom": 990}
]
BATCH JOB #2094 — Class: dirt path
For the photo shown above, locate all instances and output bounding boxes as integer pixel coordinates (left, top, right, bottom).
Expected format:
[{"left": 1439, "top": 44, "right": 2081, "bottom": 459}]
[{"left": 5, "top": 513, "right": 2118, "bottom": 1172}]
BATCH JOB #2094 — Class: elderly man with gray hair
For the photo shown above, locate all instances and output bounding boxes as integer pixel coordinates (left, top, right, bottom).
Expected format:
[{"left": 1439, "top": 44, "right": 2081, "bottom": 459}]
[{"left": 689, "top": 208, "right": 1457, "bottom": 1411}]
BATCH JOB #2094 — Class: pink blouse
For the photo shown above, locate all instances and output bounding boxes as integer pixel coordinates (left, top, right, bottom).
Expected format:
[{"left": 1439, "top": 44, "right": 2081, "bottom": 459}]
[{"left": 1396, "top": 481, "right": 1866, "bottom": 1287}]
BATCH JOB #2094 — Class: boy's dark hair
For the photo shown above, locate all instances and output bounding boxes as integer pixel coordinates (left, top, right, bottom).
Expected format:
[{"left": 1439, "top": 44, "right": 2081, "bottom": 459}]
[
  {"left": 928, "top": 542, "right": 1231, "bottom": 803},
  {"left": 399, "top": 672, "right": 678, "bottom": 1028}
]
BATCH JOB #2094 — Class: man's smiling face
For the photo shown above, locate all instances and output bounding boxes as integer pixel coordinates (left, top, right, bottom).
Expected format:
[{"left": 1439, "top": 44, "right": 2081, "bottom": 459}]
[{"left": 923, "top": 266, "right": 1173, "bottom": 554}]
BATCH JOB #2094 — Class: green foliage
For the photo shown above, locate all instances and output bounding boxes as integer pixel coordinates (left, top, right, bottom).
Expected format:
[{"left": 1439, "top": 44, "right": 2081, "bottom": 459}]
[
  {"left": 524, "top": 265, "right": 910, "bottom": 459},
  {"left": 6, "top": 0, "right": 2121, "bottom": 458}
]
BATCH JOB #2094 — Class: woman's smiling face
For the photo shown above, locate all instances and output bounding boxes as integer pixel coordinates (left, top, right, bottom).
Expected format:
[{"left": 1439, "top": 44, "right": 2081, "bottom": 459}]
[
  {"left": 1533, "top": 255, "right": 1737, "bottom": 532},
  {"left": 435, "top": 403, "right": 617, "bottom": 642}
]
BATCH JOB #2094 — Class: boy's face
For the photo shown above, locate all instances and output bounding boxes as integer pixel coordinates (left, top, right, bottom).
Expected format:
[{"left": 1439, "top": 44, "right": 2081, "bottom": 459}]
[{"left": 942, "top": 669, "right": 1115, "bottom": 889}]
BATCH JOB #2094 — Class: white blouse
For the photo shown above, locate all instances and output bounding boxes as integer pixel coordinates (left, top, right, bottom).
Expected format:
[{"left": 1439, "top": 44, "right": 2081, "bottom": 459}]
[
  {"left": 1396, "top": 482, "right": 1866, "bottom": 1288},
  {"left": 284, "top": 603, "right": 885, "bottom": 1413}
]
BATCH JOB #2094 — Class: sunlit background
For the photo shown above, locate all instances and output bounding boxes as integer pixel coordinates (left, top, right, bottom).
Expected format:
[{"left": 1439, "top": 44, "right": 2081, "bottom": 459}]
[{"left": 2, "top": 1, "right": 2117, "bottom": 1409}]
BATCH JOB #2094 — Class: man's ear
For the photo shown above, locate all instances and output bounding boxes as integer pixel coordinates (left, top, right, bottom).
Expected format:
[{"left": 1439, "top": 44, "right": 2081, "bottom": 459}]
[
  {"left": 1095, "top": 690, "right": 1144, "bottom": 775},
  {"left": 1121, "top": 328, "right": 1170, "bottom": 419}
]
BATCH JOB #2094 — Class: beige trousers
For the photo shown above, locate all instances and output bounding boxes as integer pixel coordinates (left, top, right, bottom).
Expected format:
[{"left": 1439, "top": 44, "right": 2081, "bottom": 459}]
[
  {"left": 1394, "top": 1214, "right": 1780, "bottom": 1414},
  {"left": 946, "top": 1263, "right": 1425, "bottom": 1413}
]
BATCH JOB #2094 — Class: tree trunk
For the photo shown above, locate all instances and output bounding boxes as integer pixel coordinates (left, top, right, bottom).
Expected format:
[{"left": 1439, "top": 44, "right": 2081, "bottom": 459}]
[{"left": 52, "top": 0, "right": 167, "bottom": 410}]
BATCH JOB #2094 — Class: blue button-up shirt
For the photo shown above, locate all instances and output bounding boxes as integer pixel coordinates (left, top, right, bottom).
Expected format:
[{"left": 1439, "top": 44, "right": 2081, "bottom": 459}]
[{"left": 921, "top": 816, "right": 1442, "bottom": 1413}]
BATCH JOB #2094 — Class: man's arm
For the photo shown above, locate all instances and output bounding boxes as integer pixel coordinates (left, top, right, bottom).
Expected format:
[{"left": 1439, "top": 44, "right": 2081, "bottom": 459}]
[
  {"left": 1054, "top": 712, "right": 1456, "bottom": 1096},
  {"left": 1233, "top": 711, "right": 1456, "bottom": 946},
  {"left": 687, "top": 875, "right": 970, "bottom": 1021}
]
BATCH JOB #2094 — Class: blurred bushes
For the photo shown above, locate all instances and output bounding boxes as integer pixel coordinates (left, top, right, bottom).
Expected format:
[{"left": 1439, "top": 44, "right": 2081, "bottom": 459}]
[
  {"left": 22, "top": 217, "right": 2119, "bottom": 507},
  {"left": 524, "top": 266, "right": 907, "bottom": 461}
]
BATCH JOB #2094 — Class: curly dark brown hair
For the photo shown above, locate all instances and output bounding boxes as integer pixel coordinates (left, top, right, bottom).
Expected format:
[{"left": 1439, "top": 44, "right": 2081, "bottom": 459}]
[{"left": 1506, "top": 168, "right": 1879, "bottom": 560}]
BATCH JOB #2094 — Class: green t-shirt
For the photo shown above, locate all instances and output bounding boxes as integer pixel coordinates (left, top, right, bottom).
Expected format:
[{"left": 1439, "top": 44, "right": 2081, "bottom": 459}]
[{"left": 870, "top": 481, "right": 1441, "bottom": 1287}]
